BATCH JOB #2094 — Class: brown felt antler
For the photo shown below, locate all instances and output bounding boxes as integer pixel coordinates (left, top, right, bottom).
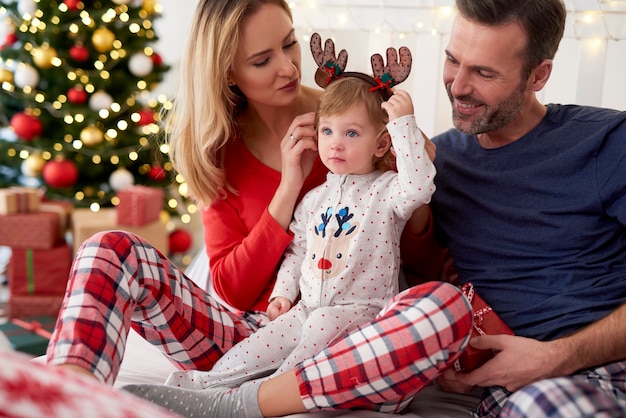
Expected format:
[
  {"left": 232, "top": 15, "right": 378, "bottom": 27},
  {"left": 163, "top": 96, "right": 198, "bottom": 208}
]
[
  {"left": 310, "top": 32, "right": 348, "bottom": 88},
  {"left": 369, "top": 46, "right": 412, "bottom": 91},
  {"left": 310, "top": 32, "right": 412, "bottom": 91}
]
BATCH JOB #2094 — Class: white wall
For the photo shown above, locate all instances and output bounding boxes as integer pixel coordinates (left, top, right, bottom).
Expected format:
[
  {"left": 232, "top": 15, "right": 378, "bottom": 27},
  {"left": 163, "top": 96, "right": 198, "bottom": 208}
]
[{"left": 153, "top": 1, "right": 626, "bottom": 138}]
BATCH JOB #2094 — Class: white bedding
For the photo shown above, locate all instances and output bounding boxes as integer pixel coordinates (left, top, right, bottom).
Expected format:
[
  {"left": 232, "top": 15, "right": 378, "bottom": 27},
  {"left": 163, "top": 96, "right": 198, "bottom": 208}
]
[{"left": 117, "top": 328, "right": 478, "bottom": 417}]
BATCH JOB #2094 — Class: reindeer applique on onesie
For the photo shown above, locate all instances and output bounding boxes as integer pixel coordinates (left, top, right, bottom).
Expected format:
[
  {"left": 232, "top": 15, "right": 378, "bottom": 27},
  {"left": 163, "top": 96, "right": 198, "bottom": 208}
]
[{"left": 165, "top": 33, "right": 436, "bottom": 390}]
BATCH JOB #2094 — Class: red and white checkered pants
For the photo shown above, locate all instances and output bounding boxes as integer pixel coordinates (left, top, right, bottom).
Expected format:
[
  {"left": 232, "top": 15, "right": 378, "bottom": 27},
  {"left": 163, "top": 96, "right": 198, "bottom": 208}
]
[
  {"left": 296, "top": 280, "right": 473, "bottom": 413},
  {"left": 47, "top": 231, "right": 266, "bottom": 384},
  {"left": 48, "top": 231, "right": 472, "bottom": 412}
]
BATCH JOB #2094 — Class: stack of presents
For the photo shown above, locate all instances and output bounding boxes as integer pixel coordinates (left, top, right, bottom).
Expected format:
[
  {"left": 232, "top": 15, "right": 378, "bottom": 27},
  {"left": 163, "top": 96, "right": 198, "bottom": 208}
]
[{"left": 0, "top": 185, "right": 166, "bottom": 356}]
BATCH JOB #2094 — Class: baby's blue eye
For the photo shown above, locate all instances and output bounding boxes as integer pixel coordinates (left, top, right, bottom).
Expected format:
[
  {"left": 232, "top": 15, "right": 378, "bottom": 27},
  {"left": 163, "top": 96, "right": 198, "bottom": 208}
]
[
  {"left": 321, "top": 128, "right": 331, "bottom": 135},
  {"left": 347, "top": 130, "right": 358, "bottom": 138}
]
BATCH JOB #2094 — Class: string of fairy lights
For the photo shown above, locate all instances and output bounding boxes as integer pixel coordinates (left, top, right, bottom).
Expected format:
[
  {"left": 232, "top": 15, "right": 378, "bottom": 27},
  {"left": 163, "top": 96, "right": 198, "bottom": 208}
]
[{"left": 287, "top": 0, "right": 626, "bottom": 41}]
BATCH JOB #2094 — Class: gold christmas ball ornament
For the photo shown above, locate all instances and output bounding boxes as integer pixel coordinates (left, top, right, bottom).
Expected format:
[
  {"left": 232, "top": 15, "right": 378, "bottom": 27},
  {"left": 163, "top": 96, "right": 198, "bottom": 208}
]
[
  {"left": 21, "top": 153, "right": 46, "bottom": 177},
  {"left": 142, "top": 0, "right": 158, "bottom": 14},
  {"left": 92, "top": 27, "right": 116, "bottom": 53},
  {"left": 32, "top": 45, "right": 58, "bottom": 69},
  {"left": 0, "top": 68, "right": 13, "bottom": 84},
  {"left": 80, "top": 125, "right": 104, "bottom": 146}
]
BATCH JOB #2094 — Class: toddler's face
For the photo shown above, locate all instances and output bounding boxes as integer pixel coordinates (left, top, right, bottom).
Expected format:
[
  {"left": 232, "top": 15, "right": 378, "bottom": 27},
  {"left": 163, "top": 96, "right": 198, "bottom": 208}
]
[{"left": 317, "top": 103, "right": 388, "bottom": 175}]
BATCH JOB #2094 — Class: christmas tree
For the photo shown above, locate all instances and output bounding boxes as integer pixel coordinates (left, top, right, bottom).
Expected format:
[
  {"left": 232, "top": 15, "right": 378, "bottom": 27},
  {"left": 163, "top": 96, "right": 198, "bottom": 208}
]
[{"left": 0, "top": 0, "right": 188, "bottom": 220}]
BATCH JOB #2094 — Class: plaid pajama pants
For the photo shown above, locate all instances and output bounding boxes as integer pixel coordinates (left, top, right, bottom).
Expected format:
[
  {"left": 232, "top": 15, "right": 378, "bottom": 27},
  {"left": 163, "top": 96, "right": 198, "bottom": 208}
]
[
  {"left": 47, "top": 231, "right": 267, "bottom": 384},
  {"left": 476, "top": 360, "right": 626, "bottom": 417},
  {"left": 295, "top": 281, "right": 474, "bottom": 413}
]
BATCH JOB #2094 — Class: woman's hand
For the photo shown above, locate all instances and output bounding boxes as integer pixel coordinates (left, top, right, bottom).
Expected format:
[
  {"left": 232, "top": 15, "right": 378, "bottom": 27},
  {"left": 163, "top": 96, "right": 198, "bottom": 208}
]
[
  {"left": 269, "top": 112, "right": 319, "bottom": 230},
  {"left": 267, "top": 297, "right": 292, "bottom": 321},
  {"left": 280, "top": 112, "right": 318, "bottom": 191}
]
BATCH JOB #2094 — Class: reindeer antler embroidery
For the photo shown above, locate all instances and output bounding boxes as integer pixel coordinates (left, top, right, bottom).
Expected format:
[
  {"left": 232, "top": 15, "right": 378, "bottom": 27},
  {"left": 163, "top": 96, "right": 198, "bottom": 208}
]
[
  {"left": 315, "top": 207, "right": 334, "bottom": 238},
  {"left": 369, "top": 46, "right": 412, "bottom": 92},
  {"left": 334, "top": 207, "right": 356, "bottom": 238},
  {"left": 310, "top": 32, "right": 348, "bottom": 88}
]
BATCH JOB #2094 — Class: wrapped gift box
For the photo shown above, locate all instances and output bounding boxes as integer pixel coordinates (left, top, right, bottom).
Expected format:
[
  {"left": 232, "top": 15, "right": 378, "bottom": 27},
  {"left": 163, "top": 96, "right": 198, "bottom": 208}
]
[
  {"left": 8, "top": 294, "right": 65, "bottom": 319},
  {"left": 0, "top": 211, "right": 64, "bottom": 249},
  {"left": 72, "top": 208, "right": 167, "bottom": 255},
  {"left": 116, "top": 185, "right": 164, "bottom": 227},
  {"left": 8, "top": 242, "right": 72, "bottom": 296},
  {"left": 0, "top": 316, "right": 56, "bottom": 356},
  {"left": 40, "top": 200, "right": 73, "bottom": 230},
  {"left": 0, "top": 187, "right": 40, "bottom": 215}
]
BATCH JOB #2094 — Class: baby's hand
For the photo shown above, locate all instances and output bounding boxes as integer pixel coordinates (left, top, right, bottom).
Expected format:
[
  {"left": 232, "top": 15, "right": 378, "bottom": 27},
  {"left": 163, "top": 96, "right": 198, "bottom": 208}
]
[
  {"left": 267, "top": 297, "right": 292, "bottom": 321},
  {"left": 381, "top": 90, "right": 414, "bottom": 122}
]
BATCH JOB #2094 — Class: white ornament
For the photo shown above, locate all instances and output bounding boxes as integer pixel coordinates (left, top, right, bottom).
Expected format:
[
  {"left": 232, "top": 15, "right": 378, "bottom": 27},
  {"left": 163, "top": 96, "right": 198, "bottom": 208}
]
[
  {"left": 0, "top": 126, "right": 18, "bottom": 142},
  {"left": 13, "top": 64, "right": 39, "bottom": 88},
  {"left": 17, "top": 0, "right": 37, "bottom": 17},
  {"left": 0, "top": 15, "right": 15, "bottom": 39},
  {"left": 128, "top": 53, "right": 153, "bottom": 77},
  {"left": 109, "top": 167, "right": 135, "bottom": 191},
  {"left": 89, "top": 90, "right": 114, "bottom": 111}
]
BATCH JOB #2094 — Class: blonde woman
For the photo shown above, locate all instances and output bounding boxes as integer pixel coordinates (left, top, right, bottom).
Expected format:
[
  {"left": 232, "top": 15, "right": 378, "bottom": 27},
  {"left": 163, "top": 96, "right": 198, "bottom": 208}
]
[{"left": 47, "top": 0, "right": 328, "bottom": 383}]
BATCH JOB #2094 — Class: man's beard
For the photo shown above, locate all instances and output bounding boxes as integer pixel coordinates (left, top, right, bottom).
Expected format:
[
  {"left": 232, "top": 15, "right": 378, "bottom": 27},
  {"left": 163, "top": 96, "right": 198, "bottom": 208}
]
[{"left": 446, "top": 82, "right": 526, "bottom": 135}]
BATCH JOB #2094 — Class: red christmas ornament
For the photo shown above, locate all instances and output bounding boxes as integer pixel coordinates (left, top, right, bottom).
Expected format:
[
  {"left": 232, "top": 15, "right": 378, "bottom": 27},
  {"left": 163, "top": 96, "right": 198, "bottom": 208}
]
[
  {"left": 69, "top": 44, "right": 89, "bottom": 62},
  {"left": 168, "top": 229, "right": 193, "bottom": 254},
  {"left": 43, "top": 158, "right": 79, "bottom": 188},
  {"left": 1, "top": 33, "right": 17, "bottom": 50},
  {"left": 10, "top": 112, "right": 43, "bottom": 141},
  {"left": 148, "top": 165, "right": 167, "bottom": 181},
  {"left": 64, "top": 0, "right": 81, "bottom": 11},
  {"left": 151, "top": 53, "right": 163, "bottom": 66},
  {"left": 136, "top": 108, "right": 155, "bottom": 126},
  {"left": 67, "top": 86, "right": 88, "bottom": 104}
]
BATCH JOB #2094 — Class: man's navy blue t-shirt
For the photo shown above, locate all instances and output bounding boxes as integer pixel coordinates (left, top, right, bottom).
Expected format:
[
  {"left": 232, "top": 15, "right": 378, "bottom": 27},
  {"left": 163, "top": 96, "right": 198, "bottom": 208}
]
[{"left": 432, "top": 104, "right": 626, "bottom": 341}]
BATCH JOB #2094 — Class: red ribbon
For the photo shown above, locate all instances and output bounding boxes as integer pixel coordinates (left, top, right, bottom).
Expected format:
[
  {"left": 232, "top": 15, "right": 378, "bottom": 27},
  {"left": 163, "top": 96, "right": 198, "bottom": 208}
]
[
  {"left": 461, "top": 283, "right": 493, "bottom": 335},
  {"left": 368, "top": 76, "right": 394, "bottom": 93},
  {"left": 10, "top": 318, "right": 53, "bottom": 339}
]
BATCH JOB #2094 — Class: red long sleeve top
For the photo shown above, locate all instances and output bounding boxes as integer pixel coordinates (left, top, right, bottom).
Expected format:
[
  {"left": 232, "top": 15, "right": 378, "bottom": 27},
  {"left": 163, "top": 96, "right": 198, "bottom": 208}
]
[{"left": 202, "top": 136, "right": 328, "bottom": 313}]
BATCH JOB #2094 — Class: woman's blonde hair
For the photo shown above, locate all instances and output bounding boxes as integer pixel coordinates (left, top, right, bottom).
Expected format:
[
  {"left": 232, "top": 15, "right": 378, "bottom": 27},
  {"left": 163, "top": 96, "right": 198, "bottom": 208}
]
[
  {"left": 163, "top": 0, "right": 293, "bottom": 207},
  {"left": 315, "top": 75, "right": 395, "bottom": 171}
]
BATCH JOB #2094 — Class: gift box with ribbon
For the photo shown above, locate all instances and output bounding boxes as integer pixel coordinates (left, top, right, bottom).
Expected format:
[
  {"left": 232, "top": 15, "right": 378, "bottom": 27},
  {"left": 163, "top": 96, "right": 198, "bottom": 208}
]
[
  {"left": 0, "top": 187, "right": 40, "bottom": 215},
  {"left": 8, "top": 242, "right": 72, "bottom": 296},
  {"left": 0, "top": 316, "right": 56, "bottom": 356},
  {"left": 116, "top": 185, "right": 164, "bottom": 227},
  {"left": 454, "top": 282, "right": 514, "bottom": 372}
]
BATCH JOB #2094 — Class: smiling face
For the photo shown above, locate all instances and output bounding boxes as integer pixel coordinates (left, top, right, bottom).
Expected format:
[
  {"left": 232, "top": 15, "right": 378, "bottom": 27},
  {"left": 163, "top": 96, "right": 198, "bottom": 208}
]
[
  {"left": 229, "top": 3, "right": 302, "bottom": 109},
  {"left": 443, "top": 15, "right": 535, "bottom": 136},
  {"left": 317, "top": 103, "right": 390, "bottom": 175}
]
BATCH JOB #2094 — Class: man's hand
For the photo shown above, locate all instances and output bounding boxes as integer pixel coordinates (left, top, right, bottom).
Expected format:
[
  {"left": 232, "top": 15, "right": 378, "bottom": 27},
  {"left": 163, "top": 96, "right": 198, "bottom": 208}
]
[
  {"left": 267, "top": 297, "right": 292, "bottom": 321},
  {"left": 453, "top": 334, "right": 566, "bottom": 392},
  {"left": 436, "top": 367, "right": 476, "bottom": 394}
]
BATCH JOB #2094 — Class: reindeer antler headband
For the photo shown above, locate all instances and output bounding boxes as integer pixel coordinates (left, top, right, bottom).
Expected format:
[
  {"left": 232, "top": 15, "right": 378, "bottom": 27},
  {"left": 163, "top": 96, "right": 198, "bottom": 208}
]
[{"left": 310, "top": 32, "right": 412, "bottom": 92}]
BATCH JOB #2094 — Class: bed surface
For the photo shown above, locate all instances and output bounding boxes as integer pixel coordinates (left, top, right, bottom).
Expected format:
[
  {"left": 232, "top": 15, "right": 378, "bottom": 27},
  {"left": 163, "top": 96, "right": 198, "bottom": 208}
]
[{"left": 117, "top": 328, "right": 479, "bottom": 418}]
